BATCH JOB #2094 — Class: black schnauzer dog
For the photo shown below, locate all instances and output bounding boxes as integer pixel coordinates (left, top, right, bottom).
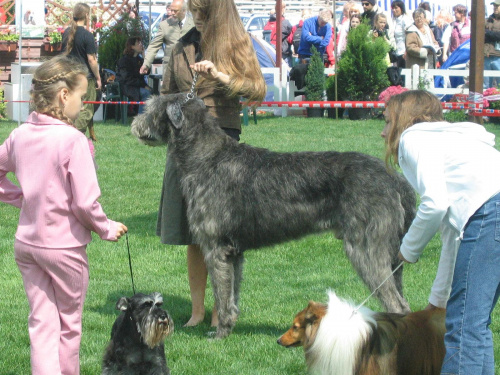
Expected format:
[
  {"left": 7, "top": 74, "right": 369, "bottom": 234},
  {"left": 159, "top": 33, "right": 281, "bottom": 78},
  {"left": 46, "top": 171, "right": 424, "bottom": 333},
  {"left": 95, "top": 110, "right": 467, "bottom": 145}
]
[{"left": 102, "top": 292, "right": 174, "bottom": 375}]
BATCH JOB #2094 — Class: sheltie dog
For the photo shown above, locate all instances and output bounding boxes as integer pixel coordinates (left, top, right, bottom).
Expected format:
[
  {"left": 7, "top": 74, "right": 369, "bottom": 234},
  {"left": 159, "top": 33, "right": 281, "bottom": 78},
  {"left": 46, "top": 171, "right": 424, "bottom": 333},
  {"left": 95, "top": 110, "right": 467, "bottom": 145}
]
[{"left": 277, "top": 292, "right": 446, "bottom": 375}]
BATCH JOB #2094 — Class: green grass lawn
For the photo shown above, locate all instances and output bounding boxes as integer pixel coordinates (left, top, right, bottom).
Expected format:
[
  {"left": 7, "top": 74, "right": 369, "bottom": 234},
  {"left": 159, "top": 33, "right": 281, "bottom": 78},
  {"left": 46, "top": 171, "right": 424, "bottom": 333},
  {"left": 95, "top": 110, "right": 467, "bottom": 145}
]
[{"left": 1, "top": 115, "right": 499, "bottom": 374}]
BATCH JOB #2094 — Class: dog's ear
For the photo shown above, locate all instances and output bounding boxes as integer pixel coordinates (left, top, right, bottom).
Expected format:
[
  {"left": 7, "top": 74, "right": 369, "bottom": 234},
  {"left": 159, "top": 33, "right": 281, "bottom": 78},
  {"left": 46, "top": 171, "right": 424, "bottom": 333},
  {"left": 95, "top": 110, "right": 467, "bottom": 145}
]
[
  {"left": 166, "top": 101, "right": 184, "bottom": 130},
  {"left": 304, "top": 301, "right": 327, "bottom": 322},
  {"left": 116, "top": 297, "right": 131, "bottom": 311}
]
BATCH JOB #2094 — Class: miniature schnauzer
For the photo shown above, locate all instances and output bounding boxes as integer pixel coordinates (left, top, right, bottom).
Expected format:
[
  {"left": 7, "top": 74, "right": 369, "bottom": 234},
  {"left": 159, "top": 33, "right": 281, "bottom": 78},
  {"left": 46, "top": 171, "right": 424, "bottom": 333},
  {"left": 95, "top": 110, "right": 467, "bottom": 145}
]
[{"left": 102, "top": 292, "right": 174, "bottom": 375}]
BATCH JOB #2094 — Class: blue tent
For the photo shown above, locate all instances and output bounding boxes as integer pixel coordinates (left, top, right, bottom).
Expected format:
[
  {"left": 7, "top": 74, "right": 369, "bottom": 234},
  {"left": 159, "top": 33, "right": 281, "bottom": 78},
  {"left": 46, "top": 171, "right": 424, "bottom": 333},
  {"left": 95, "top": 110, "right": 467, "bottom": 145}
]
[{"left": 250, "top": 34, "right": 278, "bottom": 101}]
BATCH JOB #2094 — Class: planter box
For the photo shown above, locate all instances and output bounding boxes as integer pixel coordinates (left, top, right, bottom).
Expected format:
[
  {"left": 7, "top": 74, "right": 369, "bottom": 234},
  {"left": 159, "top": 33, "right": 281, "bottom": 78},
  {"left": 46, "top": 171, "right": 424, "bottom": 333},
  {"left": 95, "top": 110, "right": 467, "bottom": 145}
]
[
  {"left": 0, "top": 41, "right": 18, "bottom": 52},
  {"left": 43, "top": 42, "right": 62, "bottom": 52},
  {"left": 348, "top": 108, "right": 372, "bottom": 121},
  {"left": 306, "top": 107, "right": 324, "bottom": 118}
]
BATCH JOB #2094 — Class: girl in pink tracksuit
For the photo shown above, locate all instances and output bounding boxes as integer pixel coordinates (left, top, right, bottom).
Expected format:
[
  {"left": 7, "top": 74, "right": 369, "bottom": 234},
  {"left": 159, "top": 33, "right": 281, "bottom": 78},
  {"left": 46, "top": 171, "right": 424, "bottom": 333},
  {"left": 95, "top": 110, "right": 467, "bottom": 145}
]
[{"left": 0, "top": 56, "right": 127, "bottom": 375}]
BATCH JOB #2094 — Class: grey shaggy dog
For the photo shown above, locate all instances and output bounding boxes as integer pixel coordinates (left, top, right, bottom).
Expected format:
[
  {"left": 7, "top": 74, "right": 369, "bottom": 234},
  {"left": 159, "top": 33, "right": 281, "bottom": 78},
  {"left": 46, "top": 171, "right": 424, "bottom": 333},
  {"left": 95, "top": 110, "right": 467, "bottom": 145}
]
[{"left": 131, "top": 93, "right": 416, "bottom": 339}]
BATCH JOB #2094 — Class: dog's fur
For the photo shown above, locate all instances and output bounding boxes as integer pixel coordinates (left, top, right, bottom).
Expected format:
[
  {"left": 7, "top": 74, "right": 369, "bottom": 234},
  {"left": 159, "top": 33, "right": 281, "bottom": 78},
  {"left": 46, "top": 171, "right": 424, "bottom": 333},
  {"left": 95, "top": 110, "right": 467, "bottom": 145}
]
[
  {"left": 278, "top": 292, "right": 446, "bottom": 375},
  {"left": 131, "top": 94, "right": 416, "bottom": 338},
  {"left": 102, "top": 292, "right": 174, "bottom": 375}
]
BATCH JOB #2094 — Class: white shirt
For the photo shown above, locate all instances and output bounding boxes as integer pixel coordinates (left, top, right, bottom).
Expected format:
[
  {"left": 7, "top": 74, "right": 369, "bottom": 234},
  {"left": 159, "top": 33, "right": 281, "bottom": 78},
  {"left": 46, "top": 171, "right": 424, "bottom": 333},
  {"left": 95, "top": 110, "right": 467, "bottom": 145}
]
[
  {"left": 398, "top": 121, "right": 500, "bottom": 307},
  {"left": 393, "top": 14, "right": 412, "bottom": 56}
]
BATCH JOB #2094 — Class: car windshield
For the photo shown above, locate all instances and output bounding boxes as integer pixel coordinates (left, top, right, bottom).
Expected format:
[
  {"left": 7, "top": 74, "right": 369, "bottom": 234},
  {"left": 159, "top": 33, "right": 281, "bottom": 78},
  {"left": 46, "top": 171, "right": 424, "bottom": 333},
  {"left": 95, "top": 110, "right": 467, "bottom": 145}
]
[
  {"left": 139, "top": 11, "right": 161, "bottom": 28},
  {"left": 240, "top": 16, "right": 250, "bottom": 26}
]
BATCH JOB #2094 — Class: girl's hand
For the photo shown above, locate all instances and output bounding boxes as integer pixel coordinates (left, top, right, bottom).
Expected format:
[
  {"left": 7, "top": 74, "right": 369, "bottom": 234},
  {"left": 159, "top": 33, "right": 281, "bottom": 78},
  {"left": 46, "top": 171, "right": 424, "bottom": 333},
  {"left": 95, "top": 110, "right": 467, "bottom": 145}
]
[
  {"left": 114, "top": 222, "right": 128, "bottom": 241},
  {"left": 397, "top": 251, "right": 414, "bottom": 263}
]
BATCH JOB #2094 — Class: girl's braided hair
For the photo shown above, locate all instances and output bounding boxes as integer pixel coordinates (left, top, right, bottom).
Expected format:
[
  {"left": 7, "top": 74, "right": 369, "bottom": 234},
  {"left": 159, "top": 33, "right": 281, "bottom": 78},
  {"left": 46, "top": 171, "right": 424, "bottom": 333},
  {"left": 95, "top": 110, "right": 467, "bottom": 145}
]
[{"left": 31, "top": 55, "right": 88, "bottom": 125}]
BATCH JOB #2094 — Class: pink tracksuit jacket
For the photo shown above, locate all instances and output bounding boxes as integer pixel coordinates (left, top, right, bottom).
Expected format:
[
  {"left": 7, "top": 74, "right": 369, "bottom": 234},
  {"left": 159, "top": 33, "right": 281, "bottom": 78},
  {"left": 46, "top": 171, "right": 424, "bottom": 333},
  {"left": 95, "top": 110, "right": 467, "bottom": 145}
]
[{"left": 0, "top": 112, "right": 118, "bottom": 246}]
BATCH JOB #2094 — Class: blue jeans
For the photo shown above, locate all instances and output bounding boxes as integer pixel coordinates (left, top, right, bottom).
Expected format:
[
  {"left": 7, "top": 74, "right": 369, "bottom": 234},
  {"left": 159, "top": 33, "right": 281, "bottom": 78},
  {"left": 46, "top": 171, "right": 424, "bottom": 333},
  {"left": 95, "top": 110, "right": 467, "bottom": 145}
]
[
  {"left": 138, "top": 87, "right": 152, "bottom": 114},
  {"left": 441, "top": 192, "right": 500, "bottom": 375},
  {"left": 483, "top": 56, "right": 500, "bottom": 89}
]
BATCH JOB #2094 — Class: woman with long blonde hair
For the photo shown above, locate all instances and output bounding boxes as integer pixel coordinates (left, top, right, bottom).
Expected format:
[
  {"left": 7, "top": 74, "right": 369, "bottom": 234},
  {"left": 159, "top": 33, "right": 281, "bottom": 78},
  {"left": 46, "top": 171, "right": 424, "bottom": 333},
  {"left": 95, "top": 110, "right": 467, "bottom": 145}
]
[
  {"left": 382, "top": 90, "right": 500, "bottom": 374},
  {"left": 159, "top": 0, "right": 266, "bottom": 327}
]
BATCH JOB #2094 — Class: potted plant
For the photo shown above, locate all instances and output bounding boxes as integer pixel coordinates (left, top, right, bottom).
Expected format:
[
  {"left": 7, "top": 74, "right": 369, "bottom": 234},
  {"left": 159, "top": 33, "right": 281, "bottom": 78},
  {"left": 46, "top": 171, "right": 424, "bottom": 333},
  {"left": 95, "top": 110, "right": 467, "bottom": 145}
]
[
  {"left": 0, "top": 29, "right": 19, "bottom": 52},
  {"left": 336, "top": 22, "right": 390, "bottom": 120},
  {"left": 325, "top": 74, "right": 344, "bottom": 119},
  {"left": 305, "top": 46, "right": 325, "bottom": 118},
  {"left": 44, "top": 28, "right": 64, "bottom": 52}
]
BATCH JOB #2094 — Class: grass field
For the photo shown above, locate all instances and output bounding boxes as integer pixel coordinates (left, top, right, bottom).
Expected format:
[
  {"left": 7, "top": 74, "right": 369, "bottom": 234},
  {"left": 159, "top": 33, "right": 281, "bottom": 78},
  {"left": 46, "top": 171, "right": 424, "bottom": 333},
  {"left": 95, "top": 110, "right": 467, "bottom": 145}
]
[{"left": 1, "top": 114, "right": 499, "bottom": 374}]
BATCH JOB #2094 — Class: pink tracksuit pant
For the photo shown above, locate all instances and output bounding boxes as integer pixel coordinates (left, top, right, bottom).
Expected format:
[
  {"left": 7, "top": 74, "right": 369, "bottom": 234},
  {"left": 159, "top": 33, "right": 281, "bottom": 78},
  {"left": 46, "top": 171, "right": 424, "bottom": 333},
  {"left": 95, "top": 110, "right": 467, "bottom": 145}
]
[{"left": 14, "top": 240, "right": 89, "bottom": 375}]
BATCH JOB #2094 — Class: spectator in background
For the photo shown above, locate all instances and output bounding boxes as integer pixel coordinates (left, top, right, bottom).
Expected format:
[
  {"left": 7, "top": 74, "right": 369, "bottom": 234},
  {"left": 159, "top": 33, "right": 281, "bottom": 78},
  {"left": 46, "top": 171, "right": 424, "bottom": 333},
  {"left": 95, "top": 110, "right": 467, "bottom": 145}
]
[
  {"left": 288, "top": 8, "right": 313, "bottom": 57},
  {"left": 162, "top": 3, "right": 172, "bottom": 20},
  {"left": 405, "top": 8, "right": 439, "bottom": 69},
  {"left": 325, "top": 9, "right": 336, "bottom": 68},
  {"left": 140, "top": 0, "right": 194, "bottom": 76},
  {"left": 371, "top": 13, "right": 395, "bottom": 48},
  {"left": 484, "top": 0, "right": 500, "bottom": 88},
  {"left": 391, "top": 0, "right": 412, "bottom": 68},
  {"left": 263, "top": 1, "right": 293, "bottom": 66},
  {"left": 417, "top": 1, "right": 435, "bottom": 29},
  {"left": 350, "top": 13, "right": 362, "bottom": 29},
  {"left": 433, "top": 9, "right": 453, "bottom": 65},
  {"left": 336, "top": 1, "right": 356, "bottom": 57},
  {"left": 116, "top": 37, "right": 152, "bottom": 115},
  {"left": 449, "top": 4, "right": 471, "bottom": 54},
  {"left": 361, "top": 0, "right": 384, "bottom": 27},
  {"left": 337, "top": 3, "right": 362, "bottom": 57},
  {"left": 297, "top": 9, "right": 332, "bottom": 63}
]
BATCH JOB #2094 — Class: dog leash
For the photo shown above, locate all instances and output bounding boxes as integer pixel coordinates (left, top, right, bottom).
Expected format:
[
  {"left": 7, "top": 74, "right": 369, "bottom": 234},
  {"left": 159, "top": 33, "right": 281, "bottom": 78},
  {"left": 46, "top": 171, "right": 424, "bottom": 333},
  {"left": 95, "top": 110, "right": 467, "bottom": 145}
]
[
  {"left": 350, "top": 261, "right": 404, "bottom": 318},
  {"left": 182, "top": 72, "right": 199, "bottom": 105},
  {"left": 126, "top": 232, "right": 136, "bottom": 295}
]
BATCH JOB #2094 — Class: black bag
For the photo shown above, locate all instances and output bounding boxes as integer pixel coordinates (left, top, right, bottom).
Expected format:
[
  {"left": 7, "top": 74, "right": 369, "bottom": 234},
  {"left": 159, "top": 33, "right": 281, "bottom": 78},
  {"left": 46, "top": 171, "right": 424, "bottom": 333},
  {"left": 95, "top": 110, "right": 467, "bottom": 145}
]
[
  {"left": 387, "top": 66, "right": 403, "bottom": 86},
  {"left": 389, "top": 49, "right": 398, "bottom": 63},
  {"left": 292, "top": 26, "right": 302, "bottom": 54}
]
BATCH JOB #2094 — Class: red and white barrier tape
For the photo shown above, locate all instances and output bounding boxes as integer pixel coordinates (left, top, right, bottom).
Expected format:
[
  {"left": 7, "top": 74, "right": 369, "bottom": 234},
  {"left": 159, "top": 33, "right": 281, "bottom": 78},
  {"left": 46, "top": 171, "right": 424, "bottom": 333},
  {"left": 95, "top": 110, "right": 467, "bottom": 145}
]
[{"left": 3, "top": 100, "right": 500, "bottom": 116}]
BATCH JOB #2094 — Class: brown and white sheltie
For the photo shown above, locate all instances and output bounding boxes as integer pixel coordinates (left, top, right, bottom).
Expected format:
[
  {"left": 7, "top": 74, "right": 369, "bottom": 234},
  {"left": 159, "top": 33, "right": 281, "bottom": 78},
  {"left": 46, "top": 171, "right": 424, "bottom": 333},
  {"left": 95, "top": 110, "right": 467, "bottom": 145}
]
[{"left": 277, "top": 291, "right": 446, "bottom": 375}]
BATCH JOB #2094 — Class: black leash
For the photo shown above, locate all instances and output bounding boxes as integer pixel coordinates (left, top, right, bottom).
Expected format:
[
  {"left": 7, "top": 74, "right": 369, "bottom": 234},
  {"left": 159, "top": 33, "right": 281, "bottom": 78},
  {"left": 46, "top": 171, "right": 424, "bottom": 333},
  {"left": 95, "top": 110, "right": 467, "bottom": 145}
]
[{"left": 125, "top": 232, "right": 136, "bottom": 295}]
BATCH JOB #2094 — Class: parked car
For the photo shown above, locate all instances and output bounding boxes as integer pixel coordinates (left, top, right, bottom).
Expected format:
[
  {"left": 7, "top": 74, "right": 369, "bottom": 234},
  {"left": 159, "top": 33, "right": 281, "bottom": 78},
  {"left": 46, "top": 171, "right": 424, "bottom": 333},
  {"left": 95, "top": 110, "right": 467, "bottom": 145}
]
[{"left": 240, "top": 13, "right": 270, "bottom": 38}]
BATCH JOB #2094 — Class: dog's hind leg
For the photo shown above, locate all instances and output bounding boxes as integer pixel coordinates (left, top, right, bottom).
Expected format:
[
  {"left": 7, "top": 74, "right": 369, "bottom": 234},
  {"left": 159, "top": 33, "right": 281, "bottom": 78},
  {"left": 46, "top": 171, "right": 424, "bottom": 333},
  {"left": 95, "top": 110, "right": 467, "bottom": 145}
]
[
  {"left": 344, "top": 239, "right": 411, "bottom": 313},
  {"left": 204, "top": 246, "right": 240, "bottom": 339}
]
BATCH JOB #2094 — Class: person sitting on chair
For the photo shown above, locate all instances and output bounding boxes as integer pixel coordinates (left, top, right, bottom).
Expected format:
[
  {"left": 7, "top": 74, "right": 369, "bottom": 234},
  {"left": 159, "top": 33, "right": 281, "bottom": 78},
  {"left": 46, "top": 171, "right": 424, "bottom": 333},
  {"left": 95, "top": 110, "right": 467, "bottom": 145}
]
[{"left": 116, "top": 37, "right": 152, "bottom": 115}]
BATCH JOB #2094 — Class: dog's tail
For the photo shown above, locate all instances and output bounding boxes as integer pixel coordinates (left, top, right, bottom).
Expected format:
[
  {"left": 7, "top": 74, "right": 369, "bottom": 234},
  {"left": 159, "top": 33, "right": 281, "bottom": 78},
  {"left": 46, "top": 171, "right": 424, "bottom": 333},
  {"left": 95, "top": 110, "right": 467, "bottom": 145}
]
[{"left": 306, "top": 291, "right": 376, "bottom": 375}]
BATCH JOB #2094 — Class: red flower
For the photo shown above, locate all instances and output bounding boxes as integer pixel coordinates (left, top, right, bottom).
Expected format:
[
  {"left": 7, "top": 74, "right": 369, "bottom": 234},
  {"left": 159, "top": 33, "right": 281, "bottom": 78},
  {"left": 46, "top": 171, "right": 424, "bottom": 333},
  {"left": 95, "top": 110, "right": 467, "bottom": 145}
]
[{"left": 378, "top": 86, "right": 409, "bottom": 103}]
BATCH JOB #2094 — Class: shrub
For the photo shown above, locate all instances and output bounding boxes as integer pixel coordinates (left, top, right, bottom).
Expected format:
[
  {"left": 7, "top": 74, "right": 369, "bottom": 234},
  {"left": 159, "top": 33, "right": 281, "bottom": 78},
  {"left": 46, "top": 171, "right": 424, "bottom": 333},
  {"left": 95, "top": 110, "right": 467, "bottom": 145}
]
[
  {"left": 443, "top": 110, "right": 468, "bottom": 122},
  {"left": 305, "top": 46, "right": 325, "bottom": 101},
  {"left": 336, "top": 22, "right": 390, "bottom": 100},
  {"left": 0, "top": 88, "right": 6, "bottom": 119},
  {"left": 325, "top": 74, "right": 335, "bottom": 101}
]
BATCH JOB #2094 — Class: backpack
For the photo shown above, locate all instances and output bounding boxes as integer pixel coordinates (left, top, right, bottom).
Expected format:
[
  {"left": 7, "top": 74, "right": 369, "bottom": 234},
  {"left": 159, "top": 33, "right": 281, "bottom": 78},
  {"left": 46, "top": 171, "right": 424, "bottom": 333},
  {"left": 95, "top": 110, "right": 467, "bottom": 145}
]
[{"left": 292, "top": 25, "right": 302, "bottom": 54}]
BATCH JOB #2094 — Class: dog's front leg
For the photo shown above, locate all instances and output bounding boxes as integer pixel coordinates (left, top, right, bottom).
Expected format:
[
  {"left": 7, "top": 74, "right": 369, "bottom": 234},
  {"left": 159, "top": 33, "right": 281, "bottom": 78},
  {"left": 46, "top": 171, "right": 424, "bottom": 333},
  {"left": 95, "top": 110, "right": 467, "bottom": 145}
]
[{"left": 204, "top": 246, "right": 240, "bottom": 339}]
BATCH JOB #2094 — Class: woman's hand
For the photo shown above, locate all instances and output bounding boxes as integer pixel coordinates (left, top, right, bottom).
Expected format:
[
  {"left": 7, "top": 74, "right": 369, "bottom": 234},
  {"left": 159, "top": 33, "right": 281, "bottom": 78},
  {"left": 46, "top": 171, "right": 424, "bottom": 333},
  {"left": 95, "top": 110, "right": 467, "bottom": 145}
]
[{"left": 190, "top": 60, "right": 230, "bottom": 85}]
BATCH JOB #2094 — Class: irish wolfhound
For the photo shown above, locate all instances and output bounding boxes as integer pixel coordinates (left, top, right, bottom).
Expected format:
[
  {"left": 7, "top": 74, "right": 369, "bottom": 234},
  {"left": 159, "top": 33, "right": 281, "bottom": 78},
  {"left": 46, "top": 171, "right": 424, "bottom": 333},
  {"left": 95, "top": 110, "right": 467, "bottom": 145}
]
[{"left": 131, "top": 93, "right": 416, "bottom": 339}]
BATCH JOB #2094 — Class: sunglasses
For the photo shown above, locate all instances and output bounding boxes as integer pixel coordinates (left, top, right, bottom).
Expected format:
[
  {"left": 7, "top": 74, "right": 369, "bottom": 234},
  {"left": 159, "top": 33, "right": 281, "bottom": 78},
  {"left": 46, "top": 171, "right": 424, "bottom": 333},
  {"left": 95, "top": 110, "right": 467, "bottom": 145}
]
[{"left": 362, "top": 2, "right": 371, "bottom": 6}]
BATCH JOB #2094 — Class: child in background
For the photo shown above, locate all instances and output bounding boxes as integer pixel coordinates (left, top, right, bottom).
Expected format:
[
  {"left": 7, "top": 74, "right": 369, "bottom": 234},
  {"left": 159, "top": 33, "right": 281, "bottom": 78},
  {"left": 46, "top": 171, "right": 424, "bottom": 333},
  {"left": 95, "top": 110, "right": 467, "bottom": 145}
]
[{"left": 0, "top": 55, "right": 127, "bottom": 375}]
